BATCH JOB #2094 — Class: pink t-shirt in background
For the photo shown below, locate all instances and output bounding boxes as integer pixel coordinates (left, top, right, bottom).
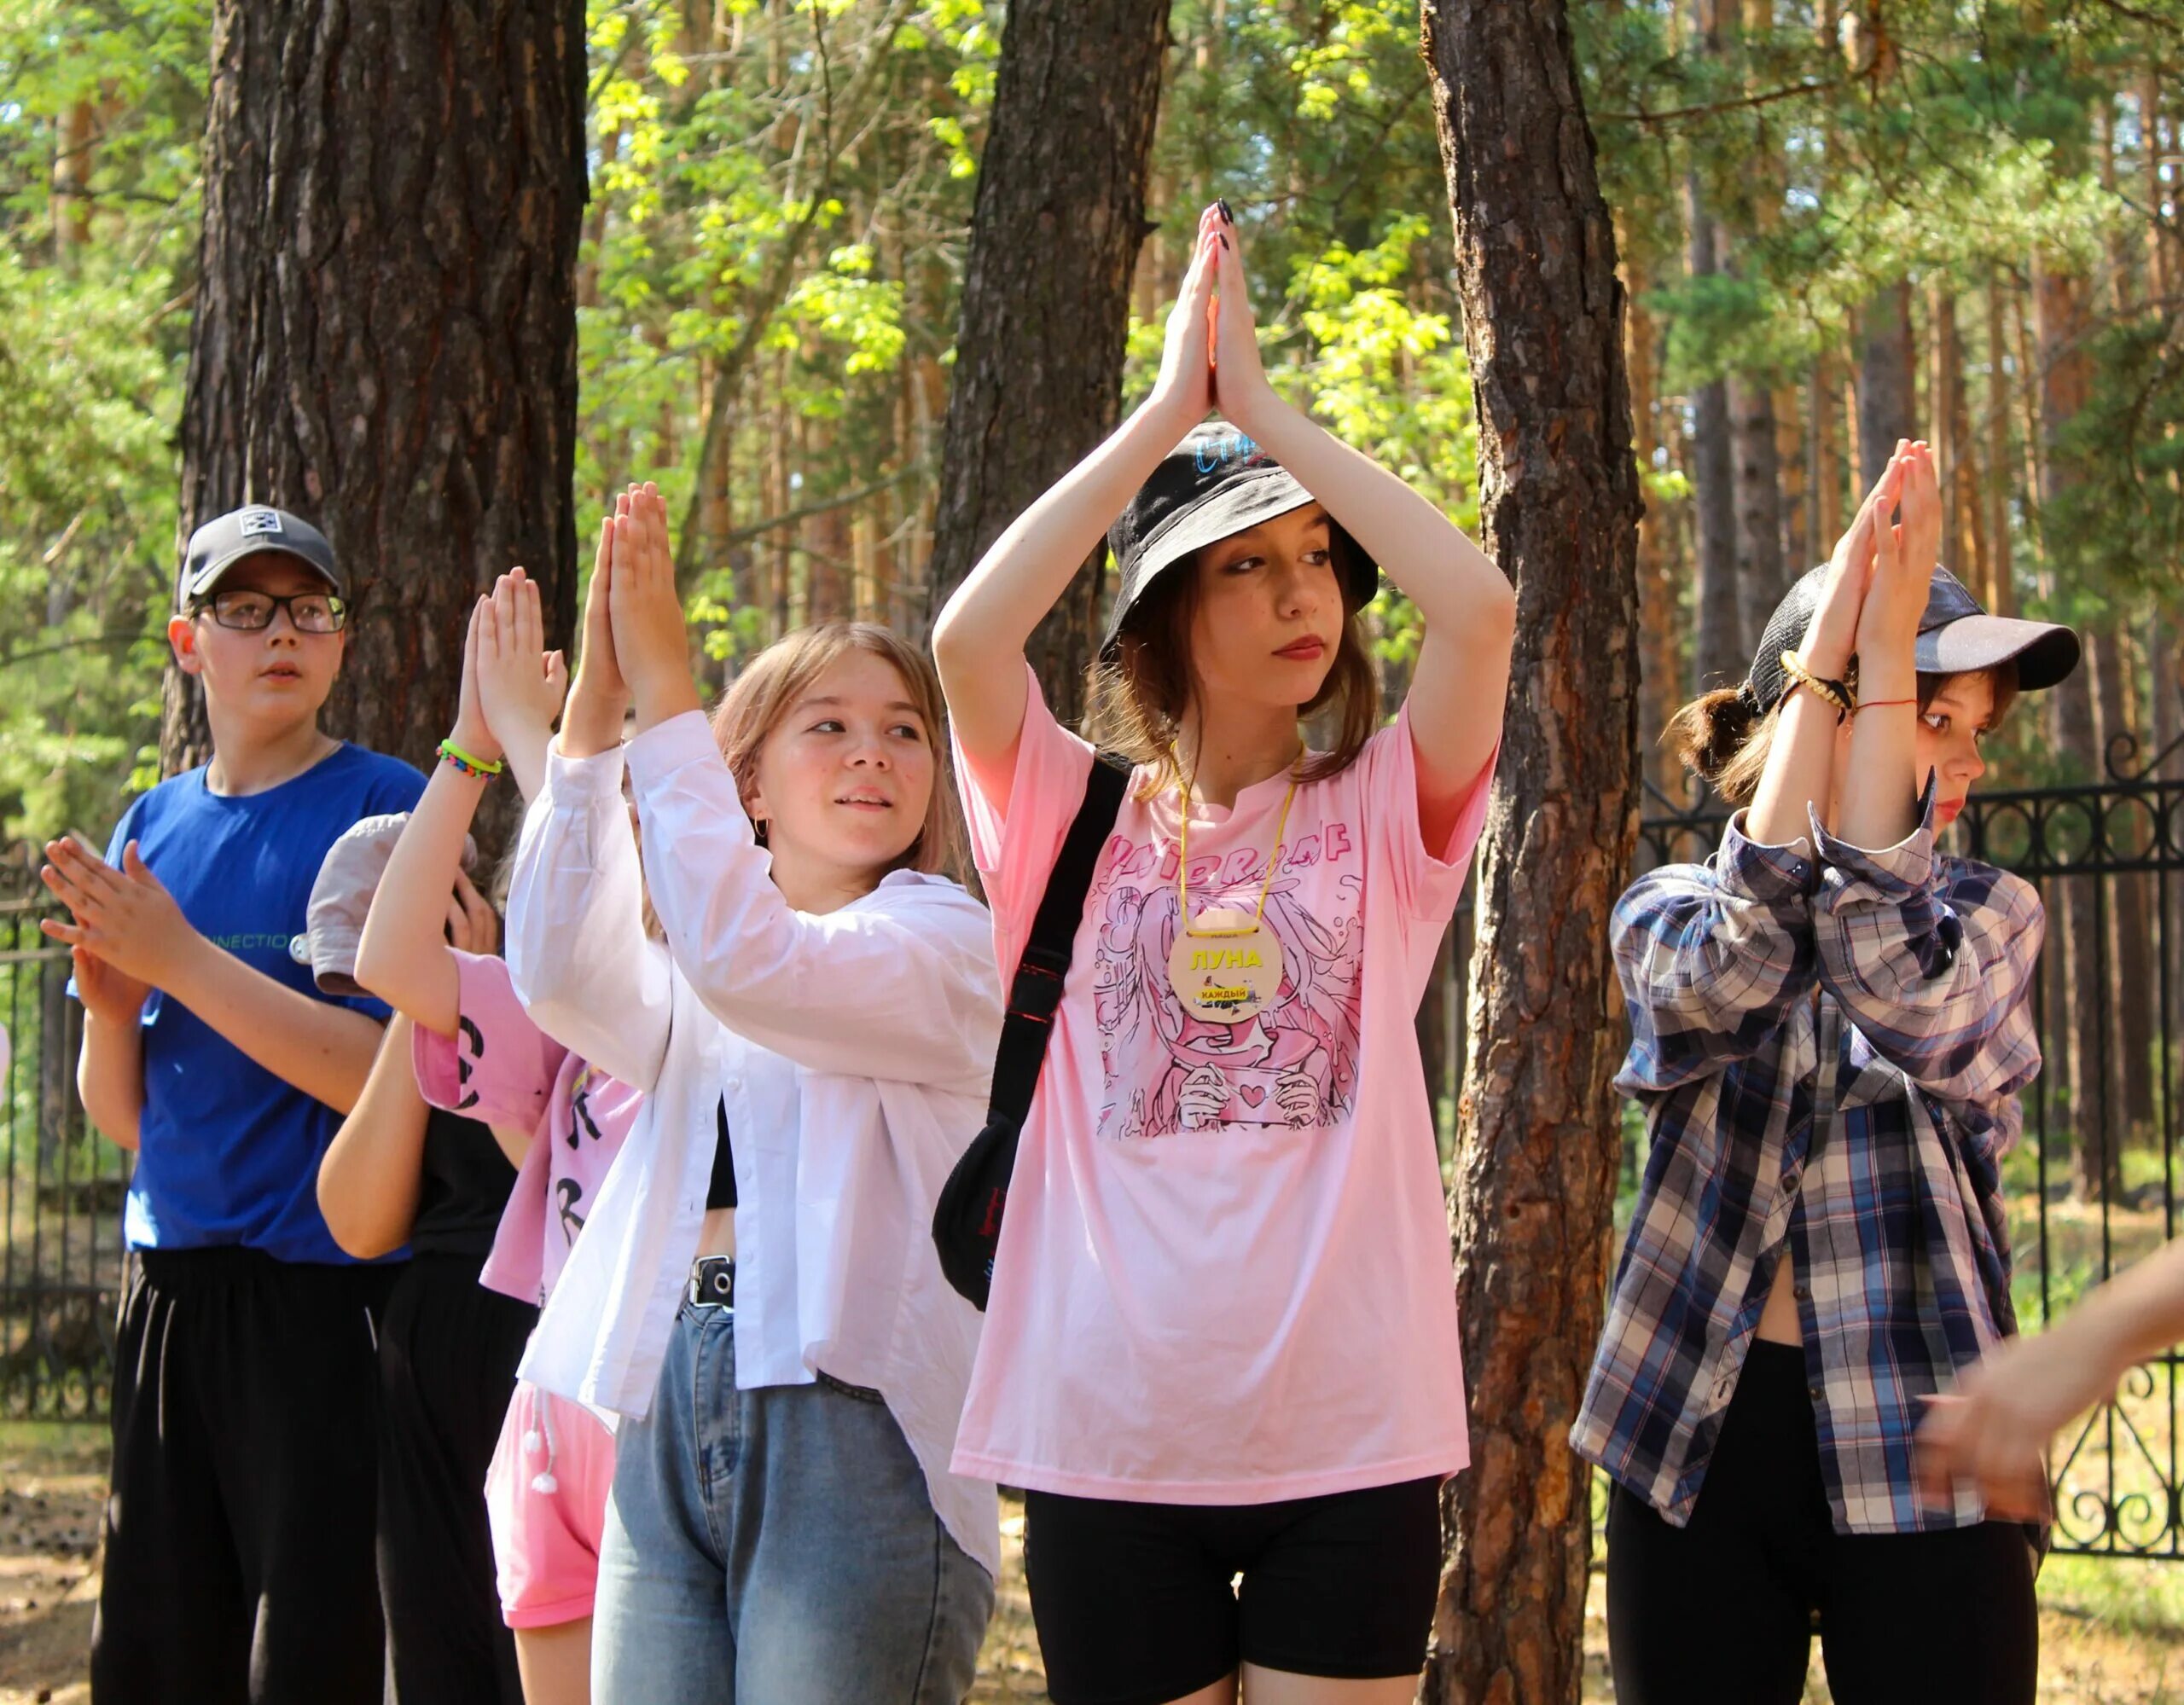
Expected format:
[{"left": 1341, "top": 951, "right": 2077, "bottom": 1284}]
[
  {"left": 949, "top": 670, "right": 1496, "bottom": 1504},
  {"left": 412, "top": 950, "right": 644, "bottom": 1308}
]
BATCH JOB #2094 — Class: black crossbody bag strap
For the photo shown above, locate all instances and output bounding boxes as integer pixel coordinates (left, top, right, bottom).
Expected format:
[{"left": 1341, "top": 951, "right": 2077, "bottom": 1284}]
[
  {"left": 932, "top": 751, "right": 1130, "bottom": 1310},
  {"left": 986, "top": 753, "right": 1130, "bottom": 1126}
]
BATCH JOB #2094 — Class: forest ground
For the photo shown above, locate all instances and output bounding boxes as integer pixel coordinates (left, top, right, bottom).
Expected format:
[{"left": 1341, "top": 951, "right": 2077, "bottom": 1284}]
[{"left": 0, "top": 1427, "right": 2177, "bottom": 1702}]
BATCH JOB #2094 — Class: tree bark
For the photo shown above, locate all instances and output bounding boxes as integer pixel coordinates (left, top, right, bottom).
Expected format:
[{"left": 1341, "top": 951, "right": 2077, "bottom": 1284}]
[
  {"left": 1858, "top": 279, "right": 1915, "bottom": 486},
  {"left": 1686, "top": 181, "right": 1740, "bottom": 690},
  {"left": 1627, "top": 275, "right": 1682, "bottom": 795},
  {"left": 2032, "top": 256, "right": 2117, "bottom": 1202},
  {"left": 1811, "top": 351, "right": 1843, "bottom": 558},
  {"left": 2092, "top": 626, "right": 2157, "bottom": 1138},
  {"left": 921, "top": 0, "right": 1170, "bottom": 729},
  {"left": 1984, "top": 272, "right": 2015, "bottom": 618},
  {"left": 1730, "top": 374, "right": 1786, "bottom": 651},
  {"left": 171, "top": 0, "right": 588, "bottom": 860},
  {"left": 1420, "top": 5, "right": 1643, "bottom": 1700}
]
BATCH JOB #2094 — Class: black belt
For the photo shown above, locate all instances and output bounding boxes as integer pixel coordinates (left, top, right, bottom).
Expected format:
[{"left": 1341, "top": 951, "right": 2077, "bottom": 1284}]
[{"left": 686, "top": 1255, "right": 735, "bottom": 1308}]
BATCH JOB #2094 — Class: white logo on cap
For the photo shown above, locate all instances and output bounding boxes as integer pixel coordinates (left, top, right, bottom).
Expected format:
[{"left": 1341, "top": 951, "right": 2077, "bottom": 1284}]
[{"left": 239, "top": 508, "right": 285, "bottom": 537}]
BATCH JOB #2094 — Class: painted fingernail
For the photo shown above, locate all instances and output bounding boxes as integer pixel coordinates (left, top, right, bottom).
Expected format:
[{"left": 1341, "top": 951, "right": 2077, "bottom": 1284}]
[
  {"left": 1220, "top": 234, "right": 1230, "bottom": 250},
  {"left": 1218, "top": 198, "right": 1234, "bottom": 223}
]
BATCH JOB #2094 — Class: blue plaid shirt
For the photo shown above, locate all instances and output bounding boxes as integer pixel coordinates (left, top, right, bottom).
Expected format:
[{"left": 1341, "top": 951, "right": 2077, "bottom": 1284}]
[{"left": 1571, "top": 798, "right": 2044, "bottom": 1534}]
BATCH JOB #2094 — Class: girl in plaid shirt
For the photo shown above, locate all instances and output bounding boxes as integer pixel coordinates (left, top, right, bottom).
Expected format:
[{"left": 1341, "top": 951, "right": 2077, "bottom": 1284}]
[{"left": 1573, "top": 440, "right": 2081, "bottom": 1705}]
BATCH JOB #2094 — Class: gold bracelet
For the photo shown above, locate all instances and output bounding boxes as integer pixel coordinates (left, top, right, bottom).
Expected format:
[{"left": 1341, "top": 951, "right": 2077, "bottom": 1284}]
[{"left": 1779, "top": 652, "right": 1855, "bottom": 723}]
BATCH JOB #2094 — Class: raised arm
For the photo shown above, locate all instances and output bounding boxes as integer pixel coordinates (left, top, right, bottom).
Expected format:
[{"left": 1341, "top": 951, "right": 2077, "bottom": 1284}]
[
  {"left": 604, "top": 482, "right": 1002, "bottom": 1086},
  {"left": 932, "top": 206, "right": 1225, "bottom": 782},
  {"left": 357, "top": 599, "right": 497, "bottom": 1036},
  {"left": 1202, "top": 215, "right": 1512, "bottom": 832},
  {"left": 1809, "top": 811, "right": 2044, "bottom": 1114},
  {"left": 625, "top": 712, "right": 1002, "bottom": 1087},
  {"left": 1833, "top": 442, "right": 1940, "bottom": 852},
  {"left": 1744, "top": 453, "right": 1902, "bottom": 848},
  {"left": 357, "top": 572, "right": 570, "bottom": 1038},
  {"left": 43, "top": 838, "right": 383, "bottom": 1115},
  {"left": 1611, "top": 825, "right": 1820, "bottom": 1093}
]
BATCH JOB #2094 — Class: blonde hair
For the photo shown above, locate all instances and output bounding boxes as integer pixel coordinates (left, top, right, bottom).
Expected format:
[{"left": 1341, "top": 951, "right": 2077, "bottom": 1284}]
[
  {"left": 1669, "top": 664, "right": 2021, "bottom": 805},
  {"left": 708, "top": 621, "right": 967, "bottom": 884}
]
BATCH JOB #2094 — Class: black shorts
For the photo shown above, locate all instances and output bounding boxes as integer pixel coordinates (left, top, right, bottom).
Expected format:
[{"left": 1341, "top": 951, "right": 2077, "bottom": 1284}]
[{"left": 1022, "top": 1476, "right": 1443, "bottom": 1705}]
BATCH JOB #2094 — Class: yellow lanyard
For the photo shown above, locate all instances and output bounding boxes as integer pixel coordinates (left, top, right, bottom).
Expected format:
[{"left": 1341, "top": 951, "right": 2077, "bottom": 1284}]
[{"left": 1174, "top": 755, "right": 1300, "bottom": 937}]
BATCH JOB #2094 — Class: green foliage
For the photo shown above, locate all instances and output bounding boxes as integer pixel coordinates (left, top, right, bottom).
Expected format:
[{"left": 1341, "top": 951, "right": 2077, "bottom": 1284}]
[{"left": 0, "top": 1, "right": 205, "bottom": 850}]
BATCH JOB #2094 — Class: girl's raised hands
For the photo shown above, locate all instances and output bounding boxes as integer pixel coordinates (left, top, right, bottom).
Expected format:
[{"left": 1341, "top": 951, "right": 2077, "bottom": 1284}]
[
  {"left": 1856, "top": 440, "right": 1939, "bottom": 666},
  {"left": 1800, "top": 444, "right": 1908, "bottom": 678},
  {"left": 572, "top": 493, "right": 629, "bottom": 710},
  {"left": 1208, "top": 201, "right": 1273, "bottom": 422},
  {"left": 608, "top": 482, "right": 703, "bottom": 733},
  {"left": 1151, "top": 206, "right": 1221, "bottom": 426},
  {"left": 449, "top": 598, "right": 502, "bottom": 764},
  {"left": 475, "top": 569, "right": 568, "bottom": 745},
  {"left": 474, "top": 567, "right": 568, "bottom": 799}
]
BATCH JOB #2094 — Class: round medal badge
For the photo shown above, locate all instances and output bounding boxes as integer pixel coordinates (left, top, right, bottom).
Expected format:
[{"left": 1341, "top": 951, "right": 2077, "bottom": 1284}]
[
  {"left": 1166, "top": 905, "right": 1285, "bottom": 1023},
  {"left": 1165, "top": 750, "right": 1301, "bottom": 1026}
]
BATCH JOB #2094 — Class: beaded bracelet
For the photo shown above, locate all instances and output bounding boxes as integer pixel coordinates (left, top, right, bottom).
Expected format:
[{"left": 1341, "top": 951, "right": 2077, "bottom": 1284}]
[
  {"left": 439, "top": 738, "right": 504, "bottom": 779},
  {"left": 1779, "top": 652, "right": 1856, "bottom": 724}
]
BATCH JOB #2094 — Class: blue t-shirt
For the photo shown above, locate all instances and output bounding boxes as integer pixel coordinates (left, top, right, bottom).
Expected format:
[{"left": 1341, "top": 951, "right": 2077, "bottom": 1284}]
[{"left": 96, "top": 743, "right": 427, "bottom": 1263}]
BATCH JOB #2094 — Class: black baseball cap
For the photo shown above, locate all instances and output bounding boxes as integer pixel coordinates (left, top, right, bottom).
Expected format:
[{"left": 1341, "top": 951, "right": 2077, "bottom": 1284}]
[
  {"left": 1745, "top": 561, "right": 2080, "bottom": 713},
  {"left": 1101, "top": 421, "right": 1380, "bottom": 658},
  {"left": 178, "top": 506, "right": 345, "bottom": 609}
]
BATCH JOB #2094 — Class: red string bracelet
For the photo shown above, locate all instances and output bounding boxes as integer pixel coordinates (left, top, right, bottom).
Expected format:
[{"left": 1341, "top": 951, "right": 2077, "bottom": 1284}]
[{"left": 1856, "top": 697, "right": 1918, "bottom": 716}]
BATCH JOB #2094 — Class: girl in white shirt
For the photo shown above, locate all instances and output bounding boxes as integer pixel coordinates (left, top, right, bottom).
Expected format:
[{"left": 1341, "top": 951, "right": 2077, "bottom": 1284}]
[{"left": 502, "top": 485, "right": 1002, "bottom": 1703}]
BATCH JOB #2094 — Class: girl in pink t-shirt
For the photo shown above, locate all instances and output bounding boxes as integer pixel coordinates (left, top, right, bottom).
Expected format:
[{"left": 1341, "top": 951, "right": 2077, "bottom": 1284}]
[
  {"left": 356, "top": 566, "right": 639, "bottom": 1705},
  {"left": 932, "top": 205, "right": 1515, "bottom": 1704}
]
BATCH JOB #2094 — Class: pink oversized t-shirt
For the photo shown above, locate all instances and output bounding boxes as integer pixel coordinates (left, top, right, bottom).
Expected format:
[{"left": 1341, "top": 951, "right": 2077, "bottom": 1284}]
[
  {"left": 949, "top": 671, "right": 1496, "bottom": 1503},
  {"left": 412, "top": 950, "right": 644, "bottom": 1308}
]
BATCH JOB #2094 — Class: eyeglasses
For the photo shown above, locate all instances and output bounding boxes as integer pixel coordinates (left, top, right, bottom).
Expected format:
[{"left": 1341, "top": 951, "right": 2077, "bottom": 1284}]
[{"left": 193, "top": 589, "right": 349, "bottom": 634}]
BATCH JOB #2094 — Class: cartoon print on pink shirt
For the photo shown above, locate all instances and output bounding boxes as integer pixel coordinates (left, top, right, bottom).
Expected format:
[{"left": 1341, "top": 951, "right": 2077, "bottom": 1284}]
[{"left": 1091, "top": 826, "right": 1363, "bottom": 1140}]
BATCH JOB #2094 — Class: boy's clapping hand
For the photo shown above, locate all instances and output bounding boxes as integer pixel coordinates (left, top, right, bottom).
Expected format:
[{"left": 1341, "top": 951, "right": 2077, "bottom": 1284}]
[
  {"left": 608, "top": 482, "right": 701, "bottom": 733},
  {"left": 40, "top": 838, "right": 195, "bottom": 995},
  {"left": 70, "top": 944, "right": 152, "bottom": 1026}
]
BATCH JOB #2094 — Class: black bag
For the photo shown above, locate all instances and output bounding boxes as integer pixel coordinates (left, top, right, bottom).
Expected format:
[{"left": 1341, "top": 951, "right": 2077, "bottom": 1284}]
[{"left": 933, "top": 752, "right": 1129, "bottom": 1309}]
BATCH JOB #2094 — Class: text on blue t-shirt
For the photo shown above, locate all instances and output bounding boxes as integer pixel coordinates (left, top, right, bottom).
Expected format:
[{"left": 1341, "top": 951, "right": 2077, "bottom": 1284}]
[{"left": 93, "top": 743, "right": 427, "bottom": 1263}]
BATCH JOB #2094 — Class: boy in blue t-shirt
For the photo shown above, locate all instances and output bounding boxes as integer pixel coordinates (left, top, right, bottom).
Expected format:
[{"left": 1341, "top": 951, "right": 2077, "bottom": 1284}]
[{"left": 43, "top": 505, "right": 424, "bottom": 1705}]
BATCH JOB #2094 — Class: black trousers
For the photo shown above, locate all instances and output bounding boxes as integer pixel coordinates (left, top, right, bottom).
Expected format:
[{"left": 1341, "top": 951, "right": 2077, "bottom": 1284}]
[
  {"left": 377, "top": 1252, "right": 536, "bottom": 1705},
  {"left": 90, "top": 1248, "right": 395, "bottom": 1705},
  {"left": 1606, "top": 1341, "right": 2039, "bottom": 1705}
]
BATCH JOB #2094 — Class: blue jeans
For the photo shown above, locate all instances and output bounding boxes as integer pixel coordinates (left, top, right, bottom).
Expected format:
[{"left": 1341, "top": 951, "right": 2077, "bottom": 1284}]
[{"left": 593, "top": 1302, "right": 993, "bottom": 1704}]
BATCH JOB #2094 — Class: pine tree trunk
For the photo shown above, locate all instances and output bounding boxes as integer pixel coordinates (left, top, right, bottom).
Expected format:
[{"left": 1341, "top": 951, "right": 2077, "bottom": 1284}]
[
  {"left": 2093, "top": 627, "right": 2157, "bottom": 1137},
  {"left": 2033, "top": 257, "right": 2118, "bottom": 1202},
  {"left": 171, "top": 0, "right": 587, "bottom": 859},
  {"left": 1858, "top": 280, "right": 1915, "bottom": 486},
  {"left": 1687, "top": 184, "right": 1740, "bottom": 690},
  {"left": 1984, "top": 273, "right": 2014, "bottom": 617},
  {"left": 1811, "top": 353, "right": 1843, "bottom": 557},
  {"left": 1730, "top": 375, "right": 1785, "bottom": 652},
  {"left": 921, "top": 0, "right": 1169, "bottom": 729},
  {"left": 1420, "top": 5, "right": 1643, "bottom": 1699},
  {"left": 1627, "top": 276, "right": 1681, "bottom": 794}
]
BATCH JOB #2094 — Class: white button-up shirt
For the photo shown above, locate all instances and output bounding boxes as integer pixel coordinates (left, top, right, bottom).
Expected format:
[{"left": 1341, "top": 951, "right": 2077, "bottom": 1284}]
[{"left": 505, "top": 711, "right": 1003, "bottom": 1577}]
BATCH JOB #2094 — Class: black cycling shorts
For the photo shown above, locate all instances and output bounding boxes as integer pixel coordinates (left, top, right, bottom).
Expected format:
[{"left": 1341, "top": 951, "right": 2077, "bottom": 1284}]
[{"left": 1022, "top": 1476, "right": 1443, "bottom": 1705}]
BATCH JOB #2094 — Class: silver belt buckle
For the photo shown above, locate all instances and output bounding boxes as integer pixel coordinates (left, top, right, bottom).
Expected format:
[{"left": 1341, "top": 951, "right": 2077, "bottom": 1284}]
[{"left": 687, "top": 1256, "right": 735, "bottom": 1308}]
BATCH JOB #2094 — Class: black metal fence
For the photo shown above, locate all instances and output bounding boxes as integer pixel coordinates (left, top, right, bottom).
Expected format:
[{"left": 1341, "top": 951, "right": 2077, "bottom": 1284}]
[
  {"left": 0, "top": 864, "right": 131, "bottom": 1420},
  {"left": 4, "top": 739, "right": 2181, "bottom": 1560},
  {"left": 1636, "top": 732, "right": 2184, "bottom": 1559}
]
